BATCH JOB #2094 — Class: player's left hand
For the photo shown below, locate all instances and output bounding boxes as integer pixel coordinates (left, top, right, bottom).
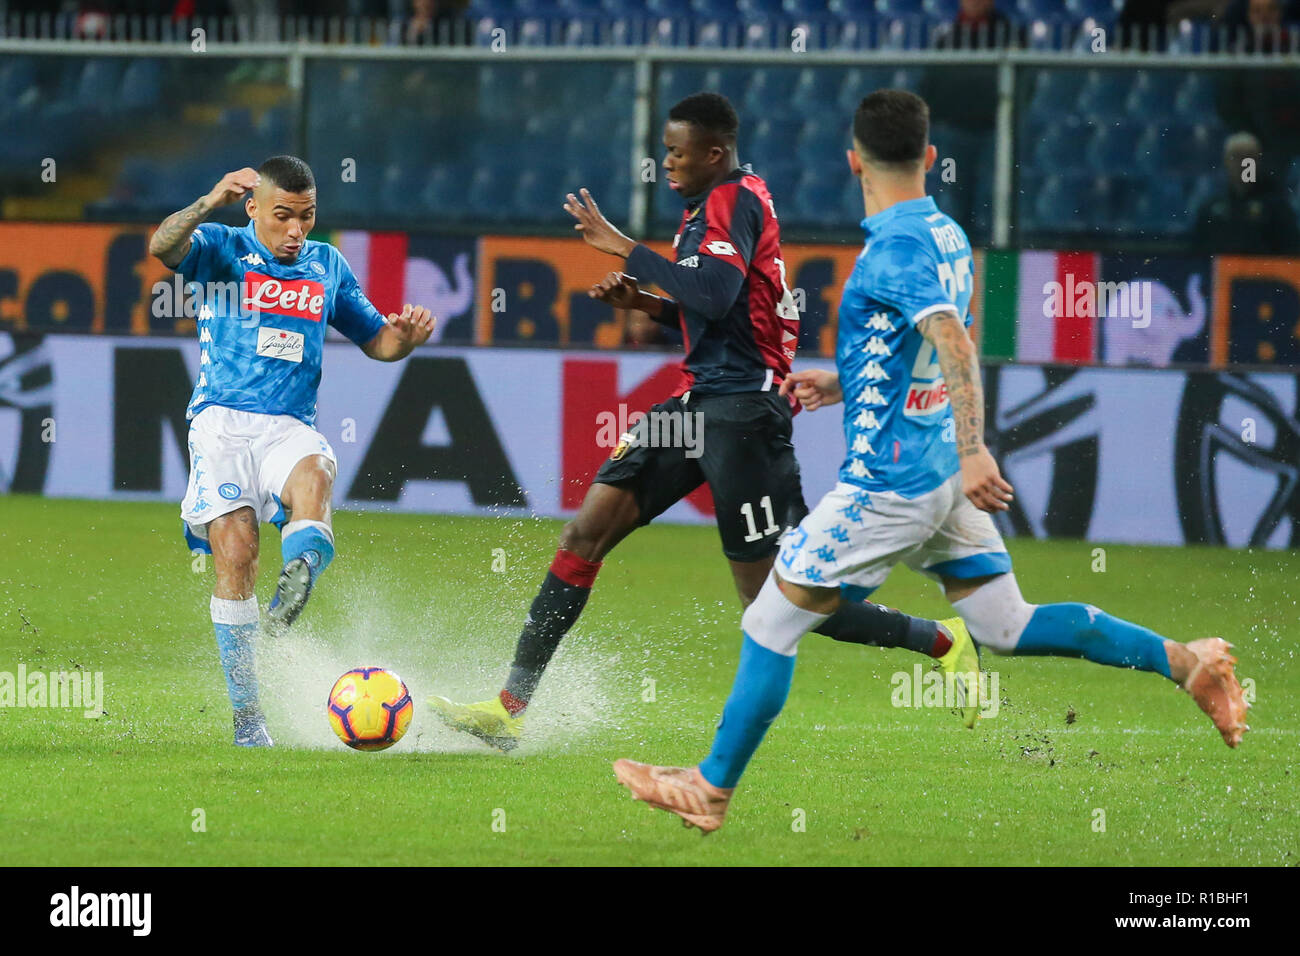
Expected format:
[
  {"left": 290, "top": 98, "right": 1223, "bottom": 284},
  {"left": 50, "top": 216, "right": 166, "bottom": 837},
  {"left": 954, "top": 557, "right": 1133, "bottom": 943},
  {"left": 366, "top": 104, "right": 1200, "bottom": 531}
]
[
  {"left": 960, "top": 447, "right": 1014, "bottom": 513},
  {"left": 387, "top": 304, "right": 436, "bottom": 346},
  {"left": 564, "top": 188, "right": 636, "bottom": 258}
]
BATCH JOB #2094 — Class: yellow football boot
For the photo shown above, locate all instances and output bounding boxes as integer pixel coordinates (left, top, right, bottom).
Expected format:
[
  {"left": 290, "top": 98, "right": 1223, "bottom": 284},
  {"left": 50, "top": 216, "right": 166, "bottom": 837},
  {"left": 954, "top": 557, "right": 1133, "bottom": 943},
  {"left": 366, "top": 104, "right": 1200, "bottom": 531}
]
[
  {"left": 936, "top": 617, "right": 982, "bottom": 729},
  {"left": 428, "top": 694, "right": 524, "bottom": 752}
]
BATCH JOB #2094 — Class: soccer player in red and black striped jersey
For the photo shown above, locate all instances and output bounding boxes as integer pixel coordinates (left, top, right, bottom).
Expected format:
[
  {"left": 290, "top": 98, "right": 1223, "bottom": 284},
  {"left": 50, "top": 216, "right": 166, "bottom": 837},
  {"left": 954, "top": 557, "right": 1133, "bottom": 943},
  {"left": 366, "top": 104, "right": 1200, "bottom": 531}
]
[{"left": 429, "top": 93, "right": 977, "bottom": 750}]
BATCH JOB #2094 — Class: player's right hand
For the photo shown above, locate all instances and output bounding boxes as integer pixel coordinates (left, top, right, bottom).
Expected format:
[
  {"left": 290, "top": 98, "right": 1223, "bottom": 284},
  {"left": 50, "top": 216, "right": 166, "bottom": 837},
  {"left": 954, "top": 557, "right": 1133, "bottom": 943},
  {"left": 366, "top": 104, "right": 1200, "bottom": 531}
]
[
  {"left": 780, "top": 369, "right": 842, "bottom": 411},
  {"left": 960, "top": 447, "right": 1015, "bottom": 513},
  {"left": 205, "top": 168, "right": 261, "bottom": 208},
  {"left": 589, "top": 272, "right": 642, "bottom": 309}
]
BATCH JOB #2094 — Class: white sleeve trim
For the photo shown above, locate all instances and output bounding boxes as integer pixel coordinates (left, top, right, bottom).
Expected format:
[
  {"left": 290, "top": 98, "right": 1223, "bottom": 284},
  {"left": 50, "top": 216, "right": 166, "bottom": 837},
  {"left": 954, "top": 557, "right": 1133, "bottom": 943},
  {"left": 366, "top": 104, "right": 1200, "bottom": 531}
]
[{"left": 909, "top": 302, "right": 958, "bottom": 326}]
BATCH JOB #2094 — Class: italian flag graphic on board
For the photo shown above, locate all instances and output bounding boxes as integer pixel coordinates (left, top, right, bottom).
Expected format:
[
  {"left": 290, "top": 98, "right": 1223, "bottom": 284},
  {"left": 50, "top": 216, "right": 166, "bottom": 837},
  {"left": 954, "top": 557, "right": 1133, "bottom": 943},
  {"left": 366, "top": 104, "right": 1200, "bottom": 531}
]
[{"left": 981, "top": 250, "right": 1101, "bottom": 364}]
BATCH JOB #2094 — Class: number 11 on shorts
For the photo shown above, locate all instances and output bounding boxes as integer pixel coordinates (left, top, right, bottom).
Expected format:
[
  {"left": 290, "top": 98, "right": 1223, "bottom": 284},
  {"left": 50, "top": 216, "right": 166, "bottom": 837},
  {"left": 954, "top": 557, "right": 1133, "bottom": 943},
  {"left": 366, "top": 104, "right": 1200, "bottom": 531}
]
[{"left": 740, "top": 495, "right": 779, "bottom": 543}]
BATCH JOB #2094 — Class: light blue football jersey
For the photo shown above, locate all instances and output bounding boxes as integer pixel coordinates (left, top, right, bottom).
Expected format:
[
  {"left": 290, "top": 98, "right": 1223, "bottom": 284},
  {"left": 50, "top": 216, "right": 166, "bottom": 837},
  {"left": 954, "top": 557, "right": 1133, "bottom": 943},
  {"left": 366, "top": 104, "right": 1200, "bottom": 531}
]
[
  {"left": 836, "top": 196, "right": 974, "bottom": 498},
  {"left": 175, "top": 221, "right": 386, "bottom": 426}
]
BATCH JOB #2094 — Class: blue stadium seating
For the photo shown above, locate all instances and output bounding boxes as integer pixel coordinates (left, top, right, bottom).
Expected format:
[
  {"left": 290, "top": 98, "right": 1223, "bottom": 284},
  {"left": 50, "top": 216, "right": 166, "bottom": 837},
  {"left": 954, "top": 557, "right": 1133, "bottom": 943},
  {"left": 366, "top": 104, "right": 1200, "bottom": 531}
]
[
  {"left": 1084, "top": 119, "right": 1142, "bottom": 174},
  {"left": 1076, "top": 70, "right": 1133, "bottom": 117}
]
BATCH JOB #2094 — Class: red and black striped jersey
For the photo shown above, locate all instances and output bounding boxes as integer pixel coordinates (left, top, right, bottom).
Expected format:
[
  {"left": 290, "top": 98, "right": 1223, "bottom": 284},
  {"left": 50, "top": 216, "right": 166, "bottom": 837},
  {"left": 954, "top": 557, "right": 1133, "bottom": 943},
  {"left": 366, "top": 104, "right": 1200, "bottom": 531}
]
[{"left": 625, "top": 165, "right": 801, "bottom": 398}]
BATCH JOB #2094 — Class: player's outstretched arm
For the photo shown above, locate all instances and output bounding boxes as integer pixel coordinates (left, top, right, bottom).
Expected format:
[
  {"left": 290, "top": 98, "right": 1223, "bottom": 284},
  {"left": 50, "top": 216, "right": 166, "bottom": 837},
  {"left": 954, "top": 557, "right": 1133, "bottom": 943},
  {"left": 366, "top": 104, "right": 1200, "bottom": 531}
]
[
  {"left": 361, "top": 304, "right": 436, "bottom": 362},
  {"left": 779, "top": 369, "right": 842, "bottom": 411},
  {"left": 917, "top": 310, "right": 1014, "bottom": 513},
  {"left": 148, "top": 167, "right": 261, "bottom": 268}
]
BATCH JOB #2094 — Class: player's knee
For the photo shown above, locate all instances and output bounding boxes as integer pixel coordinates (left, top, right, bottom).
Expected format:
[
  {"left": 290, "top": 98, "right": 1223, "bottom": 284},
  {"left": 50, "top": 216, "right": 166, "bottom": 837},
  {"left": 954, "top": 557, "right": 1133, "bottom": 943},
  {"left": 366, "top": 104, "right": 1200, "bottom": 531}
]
[
  {"left": 557, "top": 519, "right": 600, "bottom": 560},
  {"left": 296, "top": 457, "right": 335, "bottom": 504},
  {"left": 950, "top": 573, "right": 1036, "bottom": 653}
]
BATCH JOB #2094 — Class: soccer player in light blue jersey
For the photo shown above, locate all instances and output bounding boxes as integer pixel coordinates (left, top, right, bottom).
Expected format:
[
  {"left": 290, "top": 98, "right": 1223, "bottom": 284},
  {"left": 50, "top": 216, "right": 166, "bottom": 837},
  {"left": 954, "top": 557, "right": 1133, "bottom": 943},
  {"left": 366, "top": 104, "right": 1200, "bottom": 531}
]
[
  {"left": 150, "top": 157, "right": 436, "bottom": 746},
  {"left": 614, "top": 91, "right": 1248, "bottom": 831}
]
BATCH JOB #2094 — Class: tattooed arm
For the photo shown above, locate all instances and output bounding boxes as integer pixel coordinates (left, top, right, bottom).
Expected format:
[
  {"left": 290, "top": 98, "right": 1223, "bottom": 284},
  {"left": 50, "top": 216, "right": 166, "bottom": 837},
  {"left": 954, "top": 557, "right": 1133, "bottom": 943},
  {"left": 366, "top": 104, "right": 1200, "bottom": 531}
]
[
  {"left": 149, "top": 167, "right": 260, "bottom": 268},
  {"left": 917, "top": 309, "right": 1014, "bottom": 513}
]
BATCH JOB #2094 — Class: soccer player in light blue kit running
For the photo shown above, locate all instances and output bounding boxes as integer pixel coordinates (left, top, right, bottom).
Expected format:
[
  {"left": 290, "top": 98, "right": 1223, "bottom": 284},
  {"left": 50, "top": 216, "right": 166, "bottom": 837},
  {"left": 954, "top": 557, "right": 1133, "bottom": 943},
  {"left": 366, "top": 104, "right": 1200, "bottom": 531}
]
[
  {"left": 150, "top": 157, "right": 436, "bottom": 746},
  {"left": 613, "top": 91, "right": 1248, "bottom": 830}
]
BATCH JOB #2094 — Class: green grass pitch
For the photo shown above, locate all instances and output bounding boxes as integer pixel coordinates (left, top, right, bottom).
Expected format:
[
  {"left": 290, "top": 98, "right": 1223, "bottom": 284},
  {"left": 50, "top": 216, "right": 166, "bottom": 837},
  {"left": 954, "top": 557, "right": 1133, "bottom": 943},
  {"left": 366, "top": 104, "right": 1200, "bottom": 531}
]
[{"left": 0, "top": 494, "right": 1294, "bottom": 866}]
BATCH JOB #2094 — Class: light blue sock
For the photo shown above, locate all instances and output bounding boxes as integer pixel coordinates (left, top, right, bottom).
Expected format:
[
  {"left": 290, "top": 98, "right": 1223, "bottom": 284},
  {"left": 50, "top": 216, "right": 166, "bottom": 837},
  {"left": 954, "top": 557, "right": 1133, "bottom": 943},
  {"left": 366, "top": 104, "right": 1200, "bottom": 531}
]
[
  {"left": 211, "top": 596, "right": 260, "bottom": 710},
  {"left": 1017, "top": 603, "right": 1172, "bottom": 679},
  {"left": 281, "top": 520, "right": 335, "bottom": 585},
  {"left": 698, "top": 634, "right": 797, "bottom": 789}
]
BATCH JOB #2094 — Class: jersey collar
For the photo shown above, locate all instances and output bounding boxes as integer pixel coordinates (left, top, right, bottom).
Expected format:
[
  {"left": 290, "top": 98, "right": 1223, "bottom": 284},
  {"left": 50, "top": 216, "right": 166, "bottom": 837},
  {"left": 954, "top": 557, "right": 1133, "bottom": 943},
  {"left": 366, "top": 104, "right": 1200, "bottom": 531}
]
[
  {"left": 860, "top": 195, "right": 938, "bottom": 237},
  {"left": 683, "top": 163, "right": 751, "bottom": 211}
]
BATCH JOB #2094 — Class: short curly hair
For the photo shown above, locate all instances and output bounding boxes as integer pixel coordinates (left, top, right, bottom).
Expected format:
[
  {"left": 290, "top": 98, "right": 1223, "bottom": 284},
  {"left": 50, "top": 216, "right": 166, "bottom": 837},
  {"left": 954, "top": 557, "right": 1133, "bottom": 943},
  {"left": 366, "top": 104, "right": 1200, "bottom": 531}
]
[{"left": 668, "top": 92, "right": 740, "bottom": 144}]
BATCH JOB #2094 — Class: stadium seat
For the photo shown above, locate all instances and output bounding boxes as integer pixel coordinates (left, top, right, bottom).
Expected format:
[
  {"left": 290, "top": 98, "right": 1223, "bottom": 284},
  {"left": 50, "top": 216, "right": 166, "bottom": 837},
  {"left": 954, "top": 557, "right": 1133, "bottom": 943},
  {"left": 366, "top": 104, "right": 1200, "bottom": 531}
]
[
  {"left": 691, "top": 0, "right": 740, "bottom": 14},
  {"left": 1017, "top": 0, "right": 1066, "bottom": 18},
  {"left": 75, "top": 59, "right": 126, "bottom": 111},
  {"left": 799, "top": 115, "right": 849, "bottom": 158},
  {"left": 760, "top": 159, "right": 801, "bottom": 202},
  {"left": 750, "top": 116, "right": 805, "bottom": 164},
  {"left": 829, "top": 0, "right": 877, "bottom": 17},
  {"left": 1064, "top": 0, "right": 1119, "bottom": 17},
  {"left": 657, "top": 64, "right": 707, "bottom": 108},
  {"left": 790, "top": 67, "right": 843, "bottom": 113},
  {"left": 513, "top": 163, "right": 571, "bottom": 220},
  {"left": 785, "top": 0, "right": 832, "bottom": 12},
  {"left": 875, "top": 0, "right": 924, "bottom": 13},
  {"left": 876, "top": 14, "right": 926, "bottom": 49},
  {"left": 738, "top": 0, "right": 787, "bottom": 13},
  {"left": 1027, "top": 69, "right": 1090, "bottom": 123},
  {"left": 888, "top": 66, "right": 923, "bottom": 91},
  {"left": 647, "top": 0, "right": 693, "bottom": 14},
  {"left": 697, "top": 67, "right": 750, "bottom": 105},
  {"left": 0, "top": 59, "right": 36, "bottom": 105},
  {"left": 836, "top": 67, "right": 896, "bottom": 112},
  {"left": 422, "top": 165, "right": 474, "bottom": 217},
  {"left": 1124, "top": 69, "right": 1185, "bottom": 116},
  {"left": 1028, "top": 172, "right": 1097, "bottom": 233},
  {"left": 793, "top": 170, "right": 848, "bottom": 227},
  {"left": 119, "top": 60, "right": 162, "bottom": 111},
  {"left": 1133, "top": 176, "right": 1194, "bottom": 235},
  {"left": 744, "top": 69, "right": 802, "bottom": 119},
  {"left": 1031, "top": 116, "right": 1091, "bottom": 173},
  {"left": 468, "top": 167, "right": 517, "bottom": 222},
  {"left": 1076, "top": 69, "right": 1134, "bottom": 117},
  {"left": 922, "top": 0, "right": 960, "bottom": 17},
  {"left": 1083, "top": 118, "right": 1142, "bottom": 174},
  {"left": 1174, "top": 72, "right": 1218, "bottom": 120}
]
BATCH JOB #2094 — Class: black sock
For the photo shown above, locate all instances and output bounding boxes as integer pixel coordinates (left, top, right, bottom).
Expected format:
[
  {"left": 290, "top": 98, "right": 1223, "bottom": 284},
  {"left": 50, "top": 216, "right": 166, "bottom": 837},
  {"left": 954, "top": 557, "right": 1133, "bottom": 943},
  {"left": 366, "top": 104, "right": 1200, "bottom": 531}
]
[
  {"left": 503, "top": 568, "right": 596, "bottom": 706},
  {"left": 814, "top": 601, "right": 948, "bottom": 658}
]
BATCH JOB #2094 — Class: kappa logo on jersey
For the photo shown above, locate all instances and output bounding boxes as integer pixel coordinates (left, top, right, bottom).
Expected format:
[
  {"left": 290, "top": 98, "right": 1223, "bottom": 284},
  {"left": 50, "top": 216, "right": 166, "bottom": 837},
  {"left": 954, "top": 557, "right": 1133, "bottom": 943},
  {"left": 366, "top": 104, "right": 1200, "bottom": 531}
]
[
  {"left": 851, "top": 434, "right": 877, "bottom": 455},
  {"left": 854, "top": 409, "right": 882, "bottom": 430},
  {"left": 704, "top": 240, "right": 737, "bottom": 257},
  {"left": 861, "top": 361, "right": 890, "bottom": 382},
  {"left": 859, "top": 385, "right": 887, "bottom": 406},
  {"left": 864, "top": 336, "right": 892, "bottom": 357},
  {"left": 256, "top": 326, "right": 306, "bottom": 363},
  {"left": 243, "top": 272, "right": 326, "bottom": 321},
  {"left": 903, "top": 379, "right": 949, "bottom": 416},
  {"left": 867, "top": 312, "right": 894, "bottom": 332},
  {"left": 239, "top": 252, "right": 266, "bottom": 266}
]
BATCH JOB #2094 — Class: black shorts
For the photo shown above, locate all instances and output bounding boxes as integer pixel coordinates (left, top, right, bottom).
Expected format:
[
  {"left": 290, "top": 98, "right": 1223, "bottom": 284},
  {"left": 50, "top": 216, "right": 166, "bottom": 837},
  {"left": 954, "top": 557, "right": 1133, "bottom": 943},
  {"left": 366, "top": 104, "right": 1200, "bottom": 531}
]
[{"left": 593, "top": 390, "right": 808, "bottom": 562}]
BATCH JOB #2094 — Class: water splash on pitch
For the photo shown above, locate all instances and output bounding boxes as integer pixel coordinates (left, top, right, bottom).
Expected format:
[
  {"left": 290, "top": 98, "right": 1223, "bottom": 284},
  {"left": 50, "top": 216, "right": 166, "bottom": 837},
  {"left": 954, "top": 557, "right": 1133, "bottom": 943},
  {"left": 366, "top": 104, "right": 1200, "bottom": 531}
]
[{"left": 256, "top": 565, "right": 633, "bottom": 755}]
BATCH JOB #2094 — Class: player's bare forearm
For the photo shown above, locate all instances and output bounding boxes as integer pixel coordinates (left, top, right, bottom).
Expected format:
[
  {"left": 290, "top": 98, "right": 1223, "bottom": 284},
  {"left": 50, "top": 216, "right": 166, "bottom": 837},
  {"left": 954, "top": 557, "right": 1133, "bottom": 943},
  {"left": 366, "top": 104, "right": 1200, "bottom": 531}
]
[
  {"left": 149, "top": 197, "right": 214, "bottom": 268},
  {"left": 919, "top": 310, "right": 984, "bottom": 457},
  {"left": 362, "top": 305, "right": 435, "bottom": 361},
  {"left": 361, "top": 326, "right": 417, "bottom": 362}
]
